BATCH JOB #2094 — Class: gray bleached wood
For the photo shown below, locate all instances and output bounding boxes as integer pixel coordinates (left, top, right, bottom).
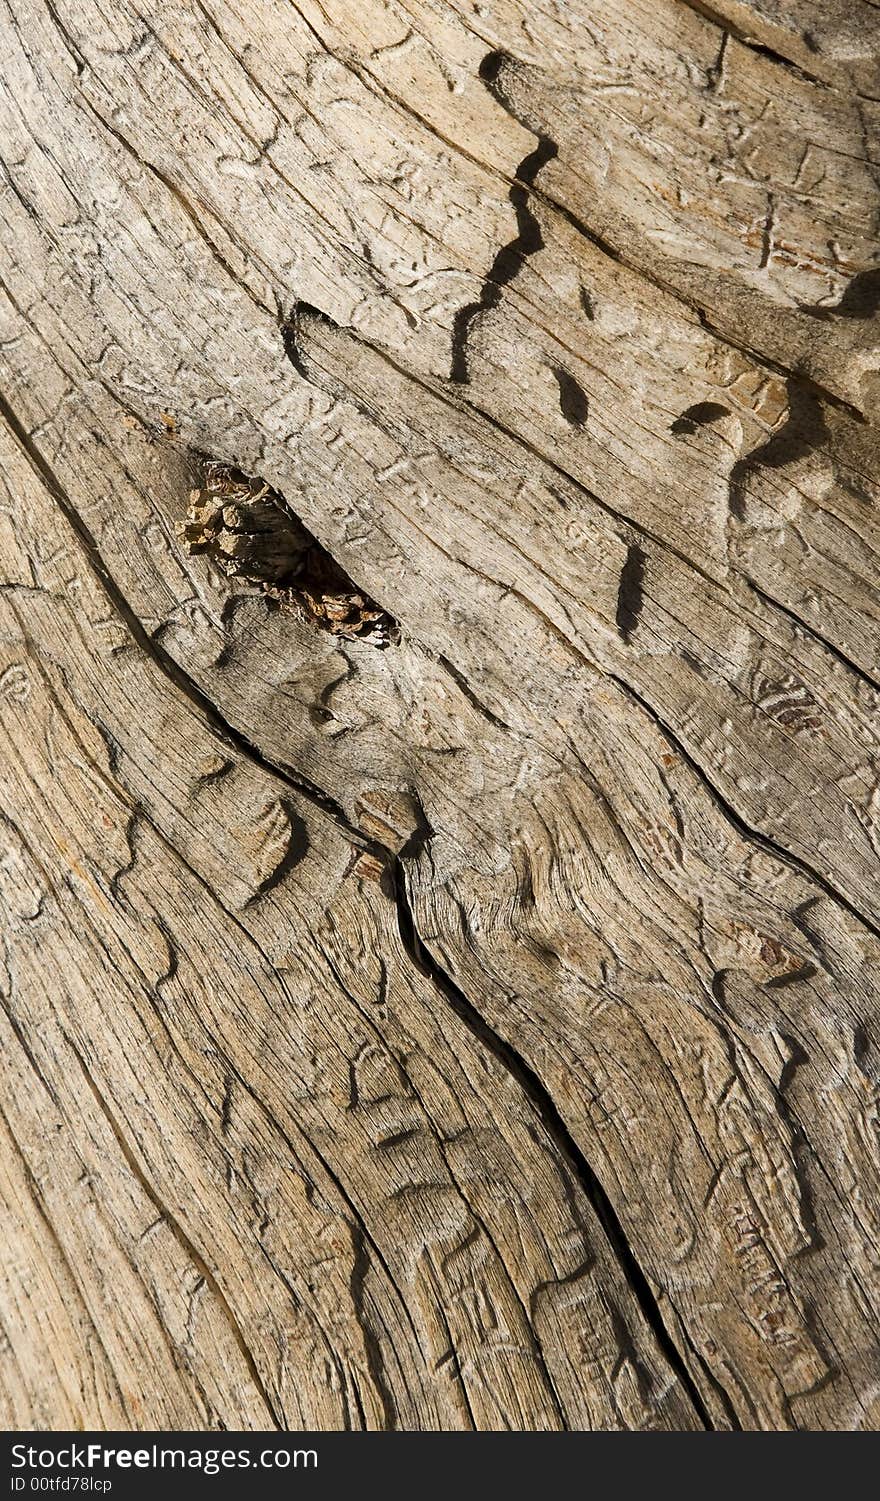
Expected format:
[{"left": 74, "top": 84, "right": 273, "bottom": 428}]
[{"left": 0, "top": 0, "right": 879, "bottom": 1431}]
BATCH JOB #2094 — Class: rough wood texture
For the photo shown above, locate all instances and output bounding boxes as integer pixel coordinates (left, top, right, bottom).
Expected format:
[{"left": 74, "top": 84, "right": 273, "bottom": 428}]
[{"left": 1, "top": 0, "right": 879, "bottom": 1432}]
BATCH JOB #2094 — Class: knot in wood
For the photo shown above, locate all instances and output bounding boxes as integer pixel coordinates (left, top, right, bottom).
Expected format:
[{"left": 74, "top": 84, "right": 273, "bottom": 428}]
[{"left": 183, "top": 462, "right": 399, "bottom": 646}]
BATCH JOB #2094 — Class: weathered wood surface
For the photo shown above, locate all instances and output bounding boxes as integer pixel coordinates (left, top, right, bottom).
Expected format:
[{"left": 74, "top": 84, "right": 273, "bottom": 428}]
[{"left": 1, "top": 0, "right": 879, "bottom": 1430}]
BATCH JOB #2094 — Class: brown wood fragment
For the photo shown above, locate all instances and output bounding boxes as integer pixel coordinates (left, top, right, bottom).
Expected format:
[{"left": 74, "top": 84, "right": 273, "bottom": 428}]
[{"left": 184, "top": 463, "right": 399, "bottom": 645}]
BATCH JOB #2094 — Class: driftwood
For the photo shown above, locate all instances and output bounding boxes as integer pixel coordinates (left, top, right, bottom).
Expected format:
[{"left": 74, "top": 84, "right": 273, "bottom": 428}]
[{"left": 0, "top": 0, "right": 879, "bottom": 1431}]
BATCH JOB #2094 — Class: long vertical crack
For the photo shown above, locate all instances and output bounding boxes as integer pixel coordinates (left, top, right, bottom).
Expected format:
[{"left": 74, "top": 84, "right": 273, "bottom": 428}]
[
  {"left": 349, "top": 1226, "right": 399, "bottom": 1431},
  {"left": 2, "top": 384, "right": 868, "bottom": 1430},
  {"left": 1, "top": 386, "right": 718, "bottom": 1427},
  {"left": 392, "top": 863, "right": 720, "bottom": 1430},
  {"left": 450, "top": 52, "right": 557, "bottom": 382}
]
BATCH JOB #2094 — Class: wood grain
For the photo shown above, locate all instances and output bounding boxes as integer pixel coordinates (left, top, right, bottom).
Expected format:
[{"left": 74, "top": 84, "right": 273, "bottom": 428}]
[{"left": 0, "top": 0, "right": 878, "bottom": 1430}]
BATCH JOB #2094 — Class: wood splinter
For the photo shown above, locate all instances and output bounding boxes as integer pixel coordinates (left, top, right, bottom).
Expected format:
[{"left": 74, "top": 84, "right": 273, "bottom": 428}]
[{"left": 183, "top": 462, "right": 399, "bottom": 647}]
